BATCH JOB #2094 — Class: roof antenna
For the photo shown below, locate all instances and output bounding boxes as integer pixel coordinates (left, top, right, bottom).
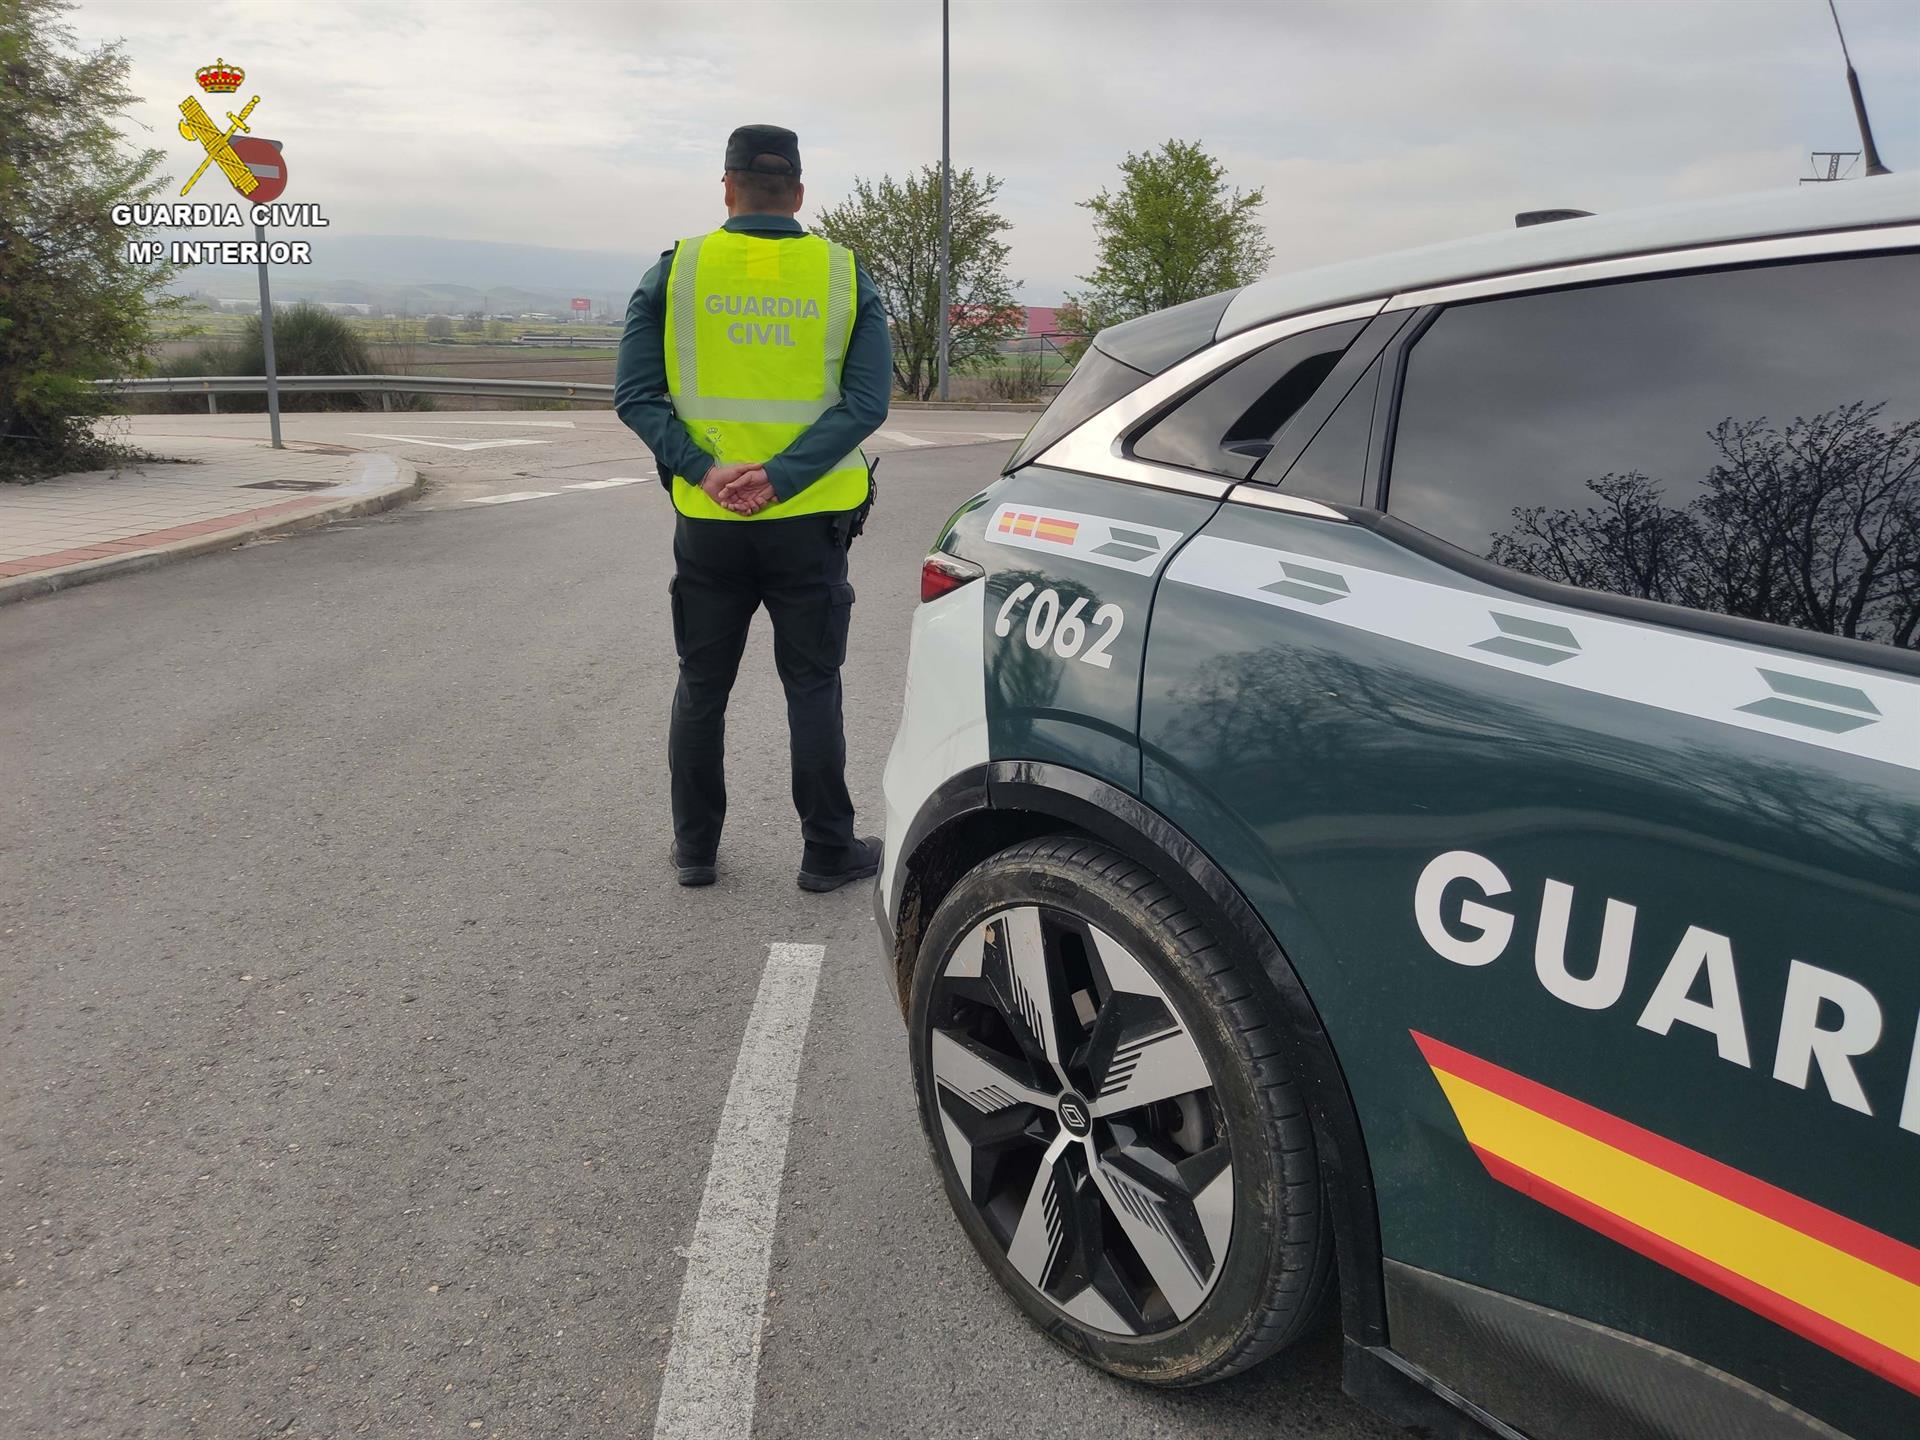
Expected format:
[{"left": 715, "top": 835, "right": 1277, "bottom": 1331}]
[
  {"left": 1515, "top": 208, "right": 1593, "bottom": 228},
  {"left": 1826, "top": 0, "right": 1891, "bottom": 175}
]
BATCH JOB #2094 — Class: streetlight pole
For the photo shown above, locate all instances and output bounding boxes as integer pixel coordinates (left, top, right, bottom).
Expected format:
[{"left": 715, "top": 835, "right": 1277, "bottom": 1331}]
[{"left": 936, "top": 0, "right": 951, "bottom": 402}]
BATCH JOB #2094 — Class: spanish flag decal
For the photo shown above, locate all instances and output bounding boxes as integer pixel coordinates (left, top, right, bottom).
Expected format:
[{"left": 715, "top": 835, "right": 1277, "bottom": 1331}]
[
  {"left": 1413, "top": 1031, "right": 1920, "bottom": 1396},
  {"left": 995, "top": 511, "right": 1079, "bottom": 546}
]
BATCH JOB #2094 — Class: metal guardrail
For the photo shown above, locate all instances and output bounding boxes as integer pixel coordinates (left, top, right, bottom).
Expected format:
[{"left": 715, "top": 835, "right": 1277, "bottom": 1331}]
[
  {"left": 92, "top": 374, "right": 615, "bottom": 413},
  {"left": 89, "top": 374, "right": 1048, "bottom": 414}
]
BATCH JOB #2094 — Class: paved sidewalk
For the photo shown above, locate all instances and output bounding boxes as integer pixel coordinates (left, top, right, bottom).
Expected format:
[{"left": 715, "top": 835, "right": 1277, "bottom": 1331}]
[{"left": 0, "top": 436, "right": 419, "bottom": 604}]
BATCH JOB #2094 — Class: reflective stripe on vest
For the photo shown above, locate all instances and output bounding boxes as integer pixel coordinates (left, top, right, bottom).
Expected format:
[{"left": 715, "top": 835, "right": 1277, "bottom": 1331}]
[{"left": 662, "top": 229, "right": 867, "bottom": 521}]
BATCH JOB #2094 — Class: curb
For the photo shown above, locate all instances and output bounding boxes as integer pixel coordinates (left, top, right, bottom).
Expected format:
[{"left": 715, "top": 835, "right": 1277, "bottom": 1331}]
[{"left": 0, "top": 452, "right": 422, "bottom": 607}]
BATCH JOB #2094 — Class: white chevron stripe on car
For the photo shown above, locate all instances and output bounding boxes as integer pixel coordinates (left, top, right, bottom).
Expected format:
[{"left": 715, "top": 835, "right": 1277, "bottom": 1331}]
[
  {"left": 1165, "top": 534, "right": 1920, "bottom": 773},
  {"left": 984, "top": 503, "right": 1185, "bottom": 576}
]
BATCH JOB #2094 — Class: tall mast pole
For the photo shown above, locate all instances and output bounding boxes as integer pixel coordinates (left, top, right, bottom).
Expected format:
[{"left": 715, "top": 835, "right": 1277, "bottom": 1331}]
[{"left": 937, "top": 0, "right": 952, "bottom": 400}]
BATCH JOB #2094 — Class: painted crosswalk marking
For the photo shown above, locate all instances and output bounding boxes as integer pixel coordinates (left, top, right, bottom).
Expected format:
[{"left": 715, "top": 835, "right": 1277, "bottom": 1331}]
[
  {"left": 400, "top": 419, "right": 579, "bottom": 429},
  {"left": 349, "top": 432, "right": 553, "bottom": 452},
  {"left": 465, "top": 490, "right": 557, "bottom": 505},
  {"left": 565, "top": 478, "right": 647, "bottom": 490}
]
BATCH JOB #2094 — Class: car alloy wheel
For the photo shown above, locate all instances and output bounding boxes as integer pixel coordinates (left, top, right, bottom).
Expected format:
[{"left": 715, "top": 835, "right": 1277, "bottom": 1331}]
[
  {"left": 909, "top": 837, "right": 1332, "bottom": 1385},
  {"left": 926, "top": 901, "right": 1233, "bottom": 1334}
]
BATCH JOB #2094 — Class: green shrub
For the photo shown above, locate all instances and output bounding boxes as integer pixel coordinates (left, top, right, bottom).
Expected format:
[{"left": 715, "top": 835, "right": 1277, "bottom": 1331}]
[
  {"left": 987, "top": 353, "right": 1050, "bottom": 402},
  {"left": 149, "top": 303, "right": 388, "bottom": 412}
]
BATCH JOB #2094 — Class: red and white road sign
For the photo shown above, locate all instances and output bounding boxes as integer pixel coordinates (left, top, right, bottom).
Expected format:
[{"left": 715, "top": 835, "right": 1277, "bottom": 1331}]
[
  {"left": 571, "top": 297, "right": 590, "bottom": 312},
  {"left": 231, "top": 136, "right": 288, "bottom": 204}
]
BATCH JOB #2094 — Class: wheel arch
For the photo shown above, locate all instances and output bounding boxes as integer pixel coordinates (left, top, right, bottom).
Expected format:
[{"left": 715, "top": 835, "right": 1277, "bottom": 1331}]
[{"left": 886, "top": 758, "right": 1389, "bottom": 1352}]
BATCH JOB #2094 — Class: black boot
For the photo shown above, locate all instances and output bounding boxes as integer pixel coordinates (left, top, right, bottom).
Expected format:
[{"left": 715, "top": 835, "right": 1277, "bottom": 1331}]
[
  {"left": 671, "top": 843, "right": 716, "bottom": 888},
  {"left": 796, "top": 835, "right": 881, "bottom": 893}
]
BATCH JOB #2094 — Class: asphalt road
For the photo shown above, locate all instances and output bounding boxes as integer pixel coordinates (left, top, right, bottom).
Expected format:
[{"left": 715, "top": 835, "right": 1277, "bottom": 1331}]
[
  {"left": 1, "top": 415, "right": 1404, "bottom": 1440},
  {"left": 110, "top": 408, "right": 1038, "bottom": 505}
]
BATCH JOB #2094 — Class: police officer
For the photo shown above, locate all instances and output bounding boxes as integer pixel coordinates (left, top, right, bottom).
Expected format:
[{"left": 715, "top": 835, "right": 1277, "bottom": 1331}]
[{"left": 614, "top": 124, "right": 891, "bottom": 892}]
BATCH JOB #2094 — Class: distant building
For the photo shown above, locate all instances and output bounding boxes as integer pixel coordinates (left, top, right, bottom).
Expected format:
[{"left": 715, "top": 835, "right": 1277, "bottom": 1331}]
[
  {"left": 880, "top": 303, "right": 1085, "bottom": 353},
  {"left": 1020, "top": 306, "right": 1077, "bottom": 340},
  {"left": 1001, "top": 304, "right": 1084, "bottom": 355}
]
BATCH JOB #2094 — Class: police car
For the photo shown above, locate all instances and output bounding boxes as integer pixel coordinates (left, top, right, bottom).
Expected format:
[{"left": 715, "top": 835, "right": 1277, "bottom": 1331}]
[{"left": 874, "top": 178, "right": 1920, "bottom": 1440}]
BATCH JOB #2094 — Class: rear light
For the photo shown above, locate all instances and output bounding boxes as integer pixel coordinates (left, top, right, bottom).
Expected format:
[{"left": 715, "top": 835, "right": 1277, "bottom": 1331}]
[{"left": 920, "top": 552, "right": 984, "bottom": 603}]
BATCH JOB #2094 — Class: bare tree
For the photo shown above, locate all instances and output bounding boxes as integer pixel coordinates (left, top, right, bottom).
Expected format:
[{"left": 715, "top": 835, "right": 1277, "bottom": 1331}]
[{"left": 1491, "top": 403, "right": 1920, "bottom": 648}]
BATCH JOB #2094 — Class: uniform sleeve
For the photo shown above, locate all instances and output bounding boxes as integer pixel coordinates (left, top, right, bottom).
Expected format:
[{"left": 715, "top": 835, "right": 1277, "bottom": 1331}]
[
  {"left": 760, "top": 255, "right": 893, "bottom": 502},
  {"left": 614, "top": 248, "right": 715, "bottom": 487}
]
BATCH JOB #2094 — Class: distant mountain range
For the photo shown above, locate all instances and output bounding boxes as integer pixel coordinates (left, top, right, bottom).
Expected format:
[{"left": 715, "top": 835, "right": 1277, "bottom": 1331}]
[
  {"left": 168, "top": 230, "right": 1062, "bottom": 318},
  {"left": 168, "top": 233, "right": 658, "bottom": 316}
]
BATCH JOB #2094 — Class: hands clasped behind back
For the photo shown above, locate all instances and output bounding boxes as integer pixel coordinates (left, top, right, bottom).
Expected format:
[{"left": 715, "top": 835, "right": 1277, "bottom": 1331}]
[{"left": 700, "top": 463, "right": 779, "bottom": 516}]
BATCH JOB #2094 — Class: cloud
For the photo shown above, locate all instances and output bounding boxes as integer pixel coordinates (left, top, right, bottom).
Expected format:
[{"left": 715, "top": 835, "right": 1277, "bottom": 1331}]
[{"left": 70, "top": 0, "right": 1920, "bottom": 301}]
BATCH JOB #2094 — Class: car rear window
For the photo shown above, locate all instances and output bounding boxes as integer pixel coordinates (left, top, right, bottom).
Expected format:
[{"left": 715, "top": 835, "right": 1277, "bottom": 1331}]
[
  {"left": 1094, "top": 289, "right": 1238, "bottom": 373},
  {"left": 1006, "top": 288, "right": 1240, "bottom": 473},
  {"left": 1005, "top": 346, "right": 1150, "bottom": 471}
]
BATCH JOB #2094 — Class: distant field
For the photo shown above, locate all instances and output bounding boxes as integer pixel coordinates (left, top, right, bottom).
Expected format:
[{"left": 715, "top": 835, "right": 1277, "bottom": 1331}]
[
  {"left": 140, "top": 308, "right": 1065, "bottom": 407},
  {"left": 145, "top": 335, "right": 619, "bottom": 381},
  {"left": 152, "top": 308, "right": 623, "bottom": 345},
  {"left": 371, "top": 345, "right": 617, "bottom": 385},
  {"left": 151, "top": 310, "right": 253, "bottom": 340}
]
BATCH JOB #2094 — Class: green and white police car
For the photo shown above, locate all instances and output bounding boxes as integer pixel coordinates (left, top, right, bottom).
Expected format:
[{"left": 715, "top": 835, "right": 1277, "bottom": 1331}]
[{"left": 874, "top": 178, "right": 1920, "bottom": 1440}]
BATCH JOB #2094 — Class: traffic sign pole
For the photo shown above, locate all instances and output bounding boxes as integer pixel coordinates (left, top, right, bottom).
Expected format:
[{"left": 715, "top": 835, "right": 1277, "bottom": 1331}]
[{"left": 255, "top": 222, "right": 283, "bottom": 449}]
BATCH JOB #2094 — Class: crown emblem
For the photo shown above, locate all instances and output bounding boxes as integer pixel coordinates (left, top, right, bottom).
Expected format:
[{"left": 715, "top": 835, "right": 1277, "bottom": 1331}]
[{"left": 195, "top": 58, "right": 244, "bottom": 94}]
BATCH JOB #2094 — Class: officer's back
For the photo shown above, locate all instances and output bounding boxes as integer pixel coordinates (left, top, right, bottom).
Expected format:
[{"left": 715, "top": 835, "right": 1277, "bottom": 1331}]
[{"left": 613, "top": 124, "right": 893, "bottom": 894}]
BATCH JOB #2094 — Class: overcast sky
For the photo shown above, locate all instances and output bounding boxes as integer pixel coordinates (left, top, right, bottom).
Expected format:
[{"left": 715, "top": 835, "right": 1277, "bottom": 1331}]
[{"left": 72, "top": 0, "right": 1920, "bottom": 302}]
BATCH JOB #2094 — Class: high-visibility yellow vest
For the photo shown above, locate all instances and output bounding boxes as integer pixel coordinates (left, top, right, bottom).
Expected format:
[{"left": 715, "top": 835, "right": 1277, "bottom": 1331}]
[{"left": 662, "top": 228, "right": 869, "bottom": 520}]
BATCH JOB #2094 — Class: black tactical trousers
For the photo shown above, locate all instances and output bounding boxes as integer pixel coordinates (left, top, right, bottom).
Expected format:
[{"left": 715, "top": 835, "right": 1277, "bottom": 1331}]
[{"left": 667, "top": 512, "right": 857, "bottom": 872}]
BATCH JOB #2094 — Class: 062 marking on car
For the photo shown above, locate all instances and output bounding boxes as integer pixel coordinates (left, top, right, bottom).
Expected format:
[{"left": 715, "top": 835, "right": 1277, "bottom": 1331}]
[
  {"left": 995, "top": 582, "right": 1125, "bottom": 669},
  {"left": 986, "top": 503, "right": 1183, "bottom": 576},
  {"left": 1166, "top": 535, "right": 1920, "bottom": 773}
]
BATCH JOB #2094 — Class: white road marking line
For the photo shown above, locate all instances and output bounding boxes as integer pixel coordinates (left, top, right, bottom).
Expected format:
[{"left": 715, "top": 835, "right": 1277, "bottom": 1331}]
[
  {"left": 398, "top": 419, "right": 578, "bottom": 428},
  {"left": 874, "top": 428, "right": 933, "bottom": 447},
  {"left": 564, "top": 478, "right": 646, "bottom": 490},
  {"left": 652, "top": 942, "right": 826, "bottom": 1440},
  {"left": 347, "top": 432, "right": 553, "bottom": 452},
  {"left": 465, "top": 490, "right": 557, "bottom": 505}
]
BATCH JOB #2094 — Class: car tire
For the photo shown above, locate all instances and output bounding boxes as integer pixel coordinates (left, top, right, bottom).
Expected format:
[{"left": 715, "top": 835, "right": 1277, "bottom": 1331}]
[{"left": 908, "top": 835, "right": 1333, "bottom": 1385}]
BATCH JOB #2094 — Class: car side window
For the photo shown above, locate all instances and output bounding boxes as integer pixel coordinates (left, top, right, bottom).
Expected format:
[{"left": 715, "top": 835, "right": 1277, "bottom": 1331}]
[
  {"left": 1263, "top": 353, "right": 1380, "bottom": 506},
  {"left": 1385, "top": 252, "right": 1920, "bottom": 651},
  {"left": 1129, "top": 319, "right": 1364, "bottom": 481}
]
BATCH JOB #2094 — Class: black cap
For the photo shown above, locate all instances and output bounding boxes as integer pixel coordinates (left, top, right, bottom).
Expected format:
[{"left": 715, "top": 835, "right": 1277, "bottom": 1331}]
[{"left": 725, "top": 124, "right": 801, "bottom": 178}]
